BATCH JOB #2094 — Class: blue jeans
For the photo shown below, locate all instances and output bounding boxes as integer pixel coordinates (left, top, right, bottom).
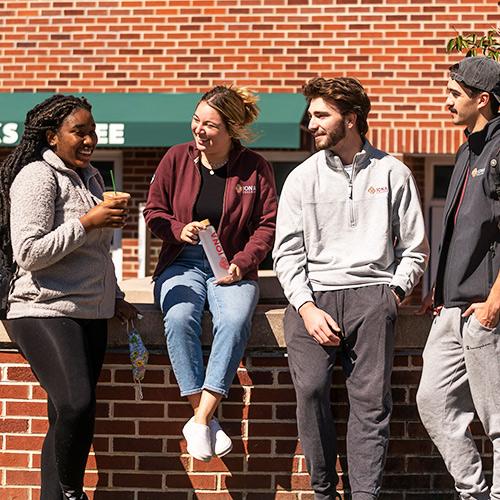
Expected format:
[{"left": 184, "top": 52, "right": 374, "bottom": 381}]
[{"left": 154, "top": 245, "right": 259, "bottom": 397}]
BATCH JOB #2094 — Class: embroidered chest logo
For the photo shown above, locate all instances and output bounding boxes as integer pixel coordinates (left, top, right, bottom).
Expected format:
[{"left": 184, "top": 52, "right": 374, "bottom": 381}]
[
  {"left": 236, "top": 183, "right": 256, "bottom": 195},
  {"left": 471, "top": 167, "right": 485, "bottom": 177},
  {"left": 367, "top": 186, "right": 388, "bottom": 194}
]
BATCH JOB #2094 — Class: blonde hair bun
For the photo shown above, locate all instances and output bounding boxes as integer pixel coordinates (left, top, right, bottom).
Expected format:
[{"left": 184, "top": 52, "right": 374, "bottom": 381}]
[
  {"left": 232, "top": 86, "right": 259, "bottom": 125},
  {"left": 199, "top": 84, "right": 260, "bottom": 141}
]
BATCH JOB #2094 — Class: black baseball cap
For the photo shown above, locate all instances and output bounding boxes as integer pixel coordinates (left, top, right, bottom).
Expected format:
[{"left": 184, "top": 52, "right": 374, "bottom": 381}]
[{"left": 449, "top": 56, "right": 500, "bottom": 102}]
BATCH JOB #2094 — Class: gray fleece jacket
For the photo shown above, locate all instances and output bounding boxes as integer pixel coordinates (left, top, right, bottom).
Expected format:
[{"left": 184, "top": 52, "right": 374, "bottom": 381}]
[
  {"left": 7, "top": 148, "right": 123, "bottom": 319},
  {"left": 273, "top": 141, "right": 429, "bottom": 311}
]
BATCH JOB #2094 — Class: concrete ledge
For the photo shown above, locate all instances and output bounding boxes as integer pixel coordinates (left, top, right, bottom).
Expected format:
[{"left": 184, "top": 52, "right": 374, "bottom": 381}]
[
  {"left": 111, "top": 304, "right": 431, "bottom": 349},
  {"left": 116, "top": 271, "right": 287, "bottom": 305},
  {"left": 0, "top": 275, "right": 432, "bottom": 350},
  {"left": 0, "top": 304, "right": 431, "bottom": 350}
]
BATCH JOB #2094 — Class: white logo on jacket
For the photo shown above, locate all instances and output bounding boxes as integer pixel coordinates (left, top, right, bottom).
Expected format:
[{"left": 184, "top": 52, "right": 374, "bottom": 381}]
[{"left": 242, "top": 185, "right": 256, "bottom": 194}]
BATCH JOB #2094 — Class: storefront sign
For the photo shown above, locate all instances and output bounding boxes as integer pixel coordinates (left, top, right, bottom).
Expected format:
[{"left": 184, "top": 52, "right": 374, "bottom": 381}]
[
  {"left": 0, "top": 92, "right": 305, "bottom": 149},
  {"left": 0, "top": 123, "right": 19, "bottom": 144},
  {"left": 95, "top": 123, "right": 125, "bottom": 144},
  {"left": 0, "top": 122, "right": 125, "bottom": 145}
]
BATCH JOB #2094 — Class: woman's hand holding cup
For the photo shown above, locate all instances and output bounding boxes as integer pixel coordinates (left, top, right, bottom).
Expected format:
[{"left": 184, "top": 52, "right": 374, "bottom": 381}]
[{"left": 80, "top": 191, "right": 130, "bottom": 232}]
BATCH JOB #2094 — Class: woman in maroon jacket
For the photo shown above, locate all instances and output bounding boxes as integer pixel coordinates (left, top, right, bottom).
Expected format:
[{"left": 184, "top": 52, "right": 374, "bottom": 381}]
[{"left": 144, "top": 85, "right": 277, "bottom": 462}]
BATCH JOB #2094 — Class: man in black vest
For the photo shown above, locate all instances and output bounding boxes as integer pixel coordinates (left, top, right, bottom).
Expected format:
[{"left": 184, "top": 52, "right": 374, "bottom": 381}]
[{"left": 417, "top": 56, "right": 500, "bottom": 499}]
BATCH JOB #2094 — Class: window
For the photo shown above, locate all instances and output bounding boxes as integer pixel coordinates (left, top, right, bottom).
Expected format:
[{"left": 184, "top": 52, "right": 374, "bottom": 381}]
[{"left": 433, "top": 165, "right": 454, "bottom": 199}]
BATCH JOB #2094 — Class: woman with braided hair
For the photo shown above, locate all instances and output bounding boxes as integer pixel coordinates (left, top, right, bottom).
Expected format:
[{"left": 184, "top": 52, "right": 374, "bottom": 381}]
[
  {"left": 144, "top": 85, "right": 277, "bottom": 461},
  {"left": 1, "top": 94, "right": 137, "bottom": 499}
]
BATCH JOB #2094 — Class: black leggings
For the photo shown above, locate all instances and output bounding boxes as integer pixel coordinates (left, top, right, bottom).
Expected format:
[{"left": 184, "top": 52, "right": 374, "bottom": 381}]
[{"left": 7, "top": 317, "right": 107, "bottom": 499}]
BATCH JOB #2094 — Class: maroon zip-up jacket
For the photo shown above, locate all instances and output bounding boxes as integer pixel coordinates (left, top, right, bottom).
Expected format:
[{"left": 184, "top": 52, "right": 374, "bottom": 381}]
[{"left": 144, "top": 141, "right": 278, "bottom": 281}]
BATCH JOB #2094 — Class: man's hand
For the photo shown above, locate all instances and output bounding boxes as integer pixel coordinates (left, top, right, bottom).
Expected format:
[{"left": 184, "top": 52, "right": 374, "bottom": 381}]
[
  {"left": 416, "top": 287, "right": 440, "bottom": 316},
  {"left": 298, "top": 302, "right": 342, "bottom": 346},
  {"left": 463, "top": 301, "right": 500, "bottom": 329},
  {"left": 464, "top": 270, "right": 500, "bottom": 328},
  {"left": 390, "top": 289, "right": 402, "bottom": 307}
]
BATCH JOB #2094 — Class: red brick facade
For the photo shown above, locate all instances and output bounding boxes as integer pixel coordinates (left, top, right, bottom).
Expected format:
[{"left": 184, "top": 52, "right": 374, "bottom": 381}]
[
  {"left": 3, "top": 1, "right": 498, "bottom": 277},
  {"left": 1, "top": 0, "right": 498, "bottom": 154},
  {"left": 0, "top": 350, "right": 468, "bottom": 499},
  {"left": 2, "top": 1, "right": 498, "bottom": 277}
]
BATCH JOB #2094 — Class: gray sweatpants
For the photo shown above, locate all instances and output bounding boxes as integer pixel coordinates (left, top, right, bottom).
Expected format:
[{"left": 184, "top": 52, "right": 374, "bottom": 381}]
[
  {"left": 284, "top": 284, "right": 397, "bottom": 500},
  {"left": 417, "top": 307, "right": 500, "bottom": 500}
]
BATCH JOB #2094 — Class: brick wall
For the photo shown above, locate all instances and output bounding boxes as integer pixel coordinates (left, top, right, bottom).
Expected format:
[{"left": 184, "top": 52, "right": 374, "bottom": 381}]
[
  {"left": 2, "top": 0, "right": 494, "bottom": 278},
  {"left": 0, "top": 348, "right": 471, "bottom": 499},
  {"left": 1, "top": 0, "right": 498, "bottom": 155}
]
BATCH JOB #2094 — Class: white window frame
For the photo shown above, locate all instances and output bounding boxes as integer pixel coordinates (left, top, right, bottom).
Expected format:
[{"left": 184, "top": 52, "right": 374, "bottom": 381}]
[{"left": 91, "top": 150, "right": 124, "bottom": 281}]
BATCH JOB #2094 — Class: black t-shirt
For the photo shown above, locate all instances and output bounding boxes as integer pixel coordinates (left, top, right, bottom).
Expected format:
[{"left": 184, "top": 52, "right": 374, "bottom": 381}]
[{"left": 193, "top": 161, "right": 228, "bottom": 230}]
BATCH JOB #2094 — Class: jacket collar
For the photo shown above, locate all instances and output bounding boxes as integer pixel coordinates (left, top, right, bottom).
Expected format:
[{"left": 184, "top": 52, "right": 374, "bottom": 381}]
[
  {"left": 325, "top": 139, "right": 375, "bottom": 171},
  {"left": 42, "top": 148, "right": 100, "bottom": 184},
  {"left": 466, "top": 114, "right": 500, "bottom": 156}
]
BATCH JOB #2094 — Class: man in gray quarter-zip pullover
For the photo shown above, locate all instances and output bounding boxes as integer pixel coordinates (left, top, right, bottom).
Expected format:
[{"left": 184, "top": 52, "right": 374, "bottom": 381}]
[
  {"left": 273, "top": 77, "right": 429, "bottom": 500},
  {"left": 417, "top": 57, "right": 500, "bottom": 500}
]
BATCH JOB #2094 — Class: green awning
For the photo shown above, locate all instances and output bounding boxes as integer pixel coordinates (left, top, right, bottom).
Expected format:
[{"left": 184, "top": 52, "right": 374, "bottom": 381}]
[{"left": 0, "top": 92, "right": 306, "bottom": 149}]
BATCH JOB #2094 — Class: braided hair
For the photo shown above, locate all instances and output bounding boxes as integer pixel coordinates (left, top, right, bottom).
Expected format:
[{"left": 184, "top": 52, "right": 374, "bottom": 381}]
[{"left": 0, "top": 94, "right": 92, "bottom": 261}]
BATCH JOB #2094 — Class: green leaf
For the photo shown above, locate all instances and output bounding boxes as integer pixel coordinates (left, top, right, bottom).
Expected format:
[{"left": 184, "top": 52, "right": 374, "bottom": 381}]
[
  {"left": 445, "top": 27, "right": 500, "bottom": 58},
  {"left": 446, "top": 38, "right": 457, "bottom": 53}
]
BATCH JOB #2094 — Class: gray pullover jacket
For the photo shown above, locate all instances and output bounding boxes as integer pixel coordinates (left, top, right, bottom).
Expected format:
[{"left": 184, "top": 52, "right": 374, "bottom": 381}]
[
  {"left": 273, "top": 141, "right": 429, "bottom": 310},
  {"left": 7, "top": 148, "right": 123, "bottom": 319}
]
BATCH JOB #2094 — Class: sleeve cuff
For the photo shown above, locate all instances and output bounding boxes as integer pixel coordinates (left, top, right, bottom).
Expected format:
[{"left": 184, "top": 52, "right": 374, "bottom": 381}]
[
  {"left": 290, "top": 289, "right": 314, "bottom": 311},
  {"left": 74, "top": 219, "right": 88, "bottom": 242},
  {"left": 389, "top": 278, "right": 409, "bottom": 297}
]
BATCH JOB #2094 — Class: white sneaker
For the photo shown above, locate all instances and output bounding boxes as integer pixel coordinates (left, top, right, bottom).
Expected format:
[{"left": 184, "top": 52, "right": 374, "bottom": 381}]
[
  {"left": 209, "top": 418, "right": 233, "bottom": 457},
  {"left": 182, "top": 417, "right": 212, "bottom": 462}
]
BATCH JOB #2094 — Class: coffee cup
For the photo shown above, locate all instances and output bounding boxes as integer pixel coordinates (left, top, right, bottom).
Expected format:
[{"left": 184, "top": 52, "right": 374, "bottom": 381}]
[{"left": 102, "top": 191, "right": 131, "bottom": 208}]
